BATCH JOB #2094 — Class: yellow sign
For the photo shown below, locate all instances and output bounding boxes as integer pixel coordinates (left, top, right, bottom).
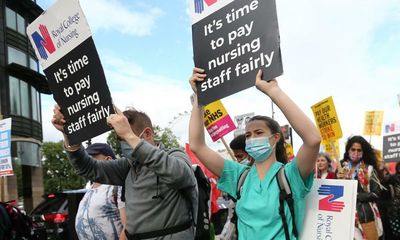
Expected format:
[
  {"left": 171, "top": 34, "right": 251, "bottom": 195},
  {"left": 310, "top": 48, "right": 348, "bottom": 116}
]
[
  {"left": 323, "top": 140, "right": 340, "bottom": 160},
  {"left": 311, "top": 96, "right": 343, "bottom": 141},
  {"left": 203, "top": 100, "right": 228, "bottom": 128},
  {"left": 363, "top": 111, "right": 384, "bottom": 136},
  {"left": 285, "top": 143, "right": 294, "bottom": 160}
]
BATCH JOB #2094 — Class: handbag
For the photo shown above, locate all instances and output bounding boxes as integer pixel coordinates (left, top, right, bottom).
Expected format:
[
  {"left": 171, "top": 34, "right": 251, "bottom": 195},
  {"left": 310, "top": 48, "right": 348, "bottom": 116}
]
[{"left": 369, "top": 202, "right": 383, "bottom": 237}]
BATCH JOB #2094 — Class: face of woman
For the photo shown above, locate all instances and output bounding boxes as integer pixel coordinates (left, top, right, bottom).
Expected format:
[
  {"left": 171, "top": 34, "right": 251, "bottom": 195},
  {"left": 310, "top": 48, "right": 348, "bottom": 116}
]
[
  {"left": 245, "top": 120, "right": 272, "bottom": 140},
  {"left": 317, "top": 156, "right": 329, "bottom": 171},
  {"left": 349, "top": 142, "right": 363, "bottom": 163},
  {"left": 244, "top": 120, "right": 279, "bottom": 163}
]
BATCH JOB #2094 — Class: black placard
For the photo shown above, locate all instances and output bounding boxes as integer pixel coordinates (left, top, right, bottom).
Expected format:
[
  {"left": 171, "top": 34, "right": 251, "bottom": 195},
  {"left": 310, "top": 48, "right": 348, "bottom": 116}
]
[
  {"left": 192, "top": 0, "right": 283, "bottom": 105},
  {"left": 44, "top": 37, "right": 114, "bottom": 144},
  {"left": 383, "top": 133, "right": 400, "bottom": 162}
]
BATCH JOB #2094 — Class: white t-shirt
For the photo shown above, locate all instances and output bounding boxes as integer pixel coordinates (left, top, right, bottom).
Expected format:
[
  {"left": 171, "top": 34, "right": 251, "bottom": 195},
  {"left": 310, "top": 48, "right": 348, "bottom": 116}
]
[{"left": 75, "top": 184, "right": 125, "bottom": 240}]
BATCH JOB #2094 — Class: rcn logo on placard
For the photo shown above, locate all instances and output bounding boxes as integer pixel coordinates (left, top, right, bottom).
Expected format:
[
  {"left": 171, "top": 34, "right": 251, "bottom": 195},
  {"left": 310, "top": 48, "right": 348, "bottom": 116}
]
[
  {"left": 194, "top": 0, "right": 218, "bottom": 14},
  {"left": 31, "top": 24, "right": 56, "bottom": 60},
  {"left": 318, "top": 185, "right": 345, "bottom": 212}
]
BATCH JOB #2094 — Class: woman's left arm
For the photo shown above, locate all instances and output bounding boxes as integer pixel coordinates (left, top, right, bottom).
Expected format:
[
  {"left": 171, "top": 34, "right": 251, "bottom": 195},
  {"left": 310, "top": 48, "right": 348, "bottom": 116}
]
[{"left": 255, "top": 70, "right": 321, "bottom": 180}]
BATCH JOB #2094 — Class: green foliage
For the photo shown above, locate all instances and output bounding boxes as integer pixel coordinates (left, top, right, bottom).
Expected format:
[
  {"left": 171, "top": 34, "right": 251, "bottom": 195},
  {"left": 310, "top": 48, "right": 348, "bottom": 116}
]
[
  {"left": 107, "top": 125, "right": 182, "bottom": 154},
  {"left": 153, "top": 125, "right": 182, "bottom": 149},
  {"left": 41, "top": 141, "right": 85, "bottom": 193},
  {"left": 107, "top": 130, "right": 121, "bottom": 156}
]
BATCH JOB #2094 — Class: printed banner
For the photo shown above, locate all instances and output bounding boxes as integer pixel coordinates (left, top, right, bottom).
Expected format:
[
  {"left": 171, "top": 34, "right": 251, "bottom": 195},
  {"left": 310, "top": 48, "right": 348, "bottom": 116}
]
[
  {"left": 363, "top": 111, "right": 384, "bottom": 136},
  {"left": 384, "top": 121, "right": 400, "bottom": 134},
  {"left": 0, "top": 118, "right": 13, "bottom": 177},
  {"left": 190, "top": 0, "right": 283, "bottom": 105},
  {"left": 323, "top": 139, "right": 340, "bottom": 160},
  {"left": 285, "top": 143, "right": 294, "bottom": 161},
  {"left": 311, "top": 96, "right": 343, "bottom": 141},
  {"left": 383, "top": 133, "right": 400, "bottom": 162},
  {"left": 233, "top": 112, "right": 254, "bottom": 137},
  {"left": 204, "top": 100, "right": 236, "bottom": 141},
  {"left": 27, "top": 0, "right": 114, "bottom": 144},
  {"left": 301, "top": 179, "right": 358, "bottom": 240}
]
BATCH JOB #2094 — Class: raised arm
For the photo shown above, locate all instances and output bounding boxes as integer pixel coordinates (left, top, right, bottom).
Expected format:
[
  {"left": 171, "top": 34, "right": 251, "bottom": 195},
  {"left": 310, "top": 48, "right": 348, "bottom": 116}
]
[
  {"left": 255, "top": 70, "right": 321, "bottom": 180},
  {"left": 51, "top": 104, "right": 129, "bottom": 185},
  {"left": 189, "top": 68, "right": 225, "bottom": 177}
]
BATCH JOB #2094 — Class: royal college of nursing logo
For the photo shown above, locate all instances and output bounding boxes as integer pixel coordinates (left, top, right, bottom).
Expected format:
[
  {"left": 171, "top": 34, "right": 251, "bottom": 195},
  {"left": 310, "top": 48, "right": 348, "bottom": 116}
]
[
  {"left": 194, "top": 0, "right": 218, "bottom": 13},
  {"left": 31, "top": 24, "right": 56, "bottom": 60},
  {"left": 318, "top": 185, "right": 345, "bottom": 212}
]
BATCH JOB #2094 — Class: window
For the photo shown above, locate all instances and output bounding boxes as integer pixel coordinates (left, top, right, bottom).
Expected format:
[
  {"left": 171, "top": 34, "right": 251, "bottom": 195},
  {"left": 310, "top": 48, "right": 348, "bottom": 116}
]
[
  {"left": 8, "top": 46, "right": 27, "bottom": 67},
  {"left": 5, "top": 7, "right": 26, "bottom": 35},
  {"left": 12, "top": 141, "right": 41, "bottom": 167},
  {"left": 9, "top": 76, "right": 21, "bottom": 115},
  {"left": 5, "top": 7, "right": 16, "bottom": 30},
  {"left": 9, "top": 77, "right": 41, "bottom": 122},
  {"left": 31, "top": 87, "right": 41, "bottom": 122},
  {"left": 29, "top": 57, "right": 39, "bottom": 72},
  {"left": 20, "top": 81, "right": 29, "bottom": 118},
  {"left": 16, "top": 14, "right": 26, "bottom": 36}
]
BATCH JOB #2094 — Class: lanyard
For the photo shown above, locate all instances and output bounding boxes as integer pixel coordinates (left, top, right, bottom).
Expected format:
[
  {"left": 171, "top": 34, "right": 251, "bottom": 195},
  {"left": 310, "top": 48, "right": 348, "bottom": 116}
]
[{"left": 348, "top": 161, "right": 361, "bottom": 180}]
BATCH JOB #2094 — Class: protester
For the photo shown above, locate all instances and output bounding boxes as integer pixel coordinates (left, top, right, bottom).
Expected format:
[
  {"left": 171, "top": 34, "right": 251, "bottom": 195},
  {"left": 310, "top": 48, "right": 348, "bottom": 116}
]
[
  {"left": 75, "top": 143, "right": 125, "bottom": 240},
  {"left": 375, "top": 161, "right": 394, "bottom": 240},
  {"left": 229, "top": 134, "right": 254, "bottom": 166},
  {"left": 386, "top": 162, "right": 400, "bottom": 239},
  {"left": 188, "top": 68, "right": 321, "bottom": 239},
  {"left": 315, "top": 152, "right": 336, "bottom": 179},
  {"left": 52, "top": 106, "right": 197, "bottom": 239},
  {"left": 338, "top": 135, "right": 383, "bottom": 240}
]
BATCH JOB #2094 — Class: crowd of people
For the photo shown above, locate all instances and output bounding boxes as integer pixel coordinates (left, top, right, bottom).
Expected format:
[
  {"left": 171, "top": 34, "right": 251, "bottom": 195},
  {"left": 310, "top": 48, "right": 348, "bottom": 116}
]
[{"left": 49, "top": 68, "right": 400, "bottom": 240}]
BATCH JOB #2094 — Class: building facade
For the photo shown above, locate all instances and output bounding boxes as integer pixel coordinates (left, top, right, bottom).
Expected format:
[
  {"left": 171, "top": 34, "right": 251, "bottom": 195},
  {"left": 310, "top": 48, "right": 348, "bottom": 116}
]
[{"left": 0, "top": 0, "right": 50, "bottom": 212}]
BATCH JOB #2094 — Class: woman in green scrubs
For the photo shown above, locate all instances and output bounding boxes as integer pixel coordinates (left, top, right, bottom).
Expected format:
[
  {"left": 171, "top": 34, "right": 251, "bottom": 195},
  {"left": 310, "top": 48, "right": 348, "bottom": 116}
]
[{"left": 188, "top": 68, "right": 321, "bottom": 240}]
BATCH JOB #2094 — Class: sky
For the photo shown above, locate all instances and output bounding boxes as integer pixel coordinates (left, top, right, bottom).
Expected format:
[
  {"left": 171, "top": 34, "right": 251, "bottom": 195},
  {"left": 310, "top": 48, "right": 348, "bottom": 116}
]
[{"left": 36, "top": 0, "right": 400, "bottom": 157}]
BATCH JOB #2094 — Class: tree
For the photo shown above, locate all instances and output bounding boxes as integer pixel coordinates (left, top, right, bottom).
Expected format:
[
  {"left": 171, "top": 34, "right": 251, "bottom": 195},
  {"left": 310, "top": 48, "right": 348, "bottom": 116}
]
[
  {"left": 107, "top": 125, "right": 182, "bottom": 155},
  {"left": 41, "top": 141, "right": 86, "bottom": 193}
]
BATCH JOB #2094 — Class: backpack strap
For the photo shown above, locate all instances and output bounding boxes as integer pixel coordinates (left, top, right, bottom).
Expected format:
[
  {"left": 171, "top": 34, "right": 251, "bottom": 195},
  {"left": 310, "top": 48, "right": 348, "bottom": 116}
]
[
  {"left": 236, "top": 167, "right": 251, "bottom": 201},
  {"left": 276, "top": 166, "right": 298, "bottom": 240}
]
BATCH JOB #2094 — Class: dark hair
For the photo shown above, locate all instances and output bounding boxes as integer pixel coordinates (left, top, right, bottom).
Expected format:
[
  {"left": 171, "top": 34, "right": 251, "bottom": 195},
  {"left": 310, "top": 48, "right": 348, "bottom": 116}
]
[
  {"left": 230, "top": 134, "right": 246, "bottom": 151},
  {"left": 123, "top": 109, "right": 153, "bottom": 135},
  {"left": 396, "top": 162, "right": 400, "bottom": 174},
  {"left": 247, "top": 115, "right": 287, "bottom": 164},
  {"left": 343, "top": 135, "right": 377, "bottom": 169}
]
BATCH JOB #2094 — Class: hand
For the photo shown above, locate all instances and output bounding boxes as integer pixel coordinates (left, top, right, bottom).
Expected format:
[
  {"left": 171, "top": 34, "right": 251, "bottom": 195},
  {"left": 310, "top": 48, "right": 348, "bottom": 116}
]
[
  {"left": 318, "top": 185, "right": 344, "bottom": 200},
  {"left": 319, "top": 195, "right": 345, "bottom": 212},
  {"left": 255, "top": 69, "right": 279, "bottom": 95},
  {"left": 51, "top": 104, "right": 65, "bottom": 133},
  {"left": 106, "top": 107, "right": 135, "bottom": 140},
  {"left": 189, "top": 67, "right": 207, "bottom": 93},
  {"left": 336, "top": 168, "right": 351, "bottom": 179}
]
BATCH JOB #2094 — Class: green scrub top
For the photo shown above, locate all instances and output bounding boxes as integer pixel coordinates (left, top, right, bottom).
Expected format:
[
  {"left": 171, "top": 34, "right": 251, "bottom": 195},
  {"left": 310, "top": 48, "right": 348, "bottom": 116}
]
[{"left": 217, "top": 158, "right": 313, "bottom": 240}]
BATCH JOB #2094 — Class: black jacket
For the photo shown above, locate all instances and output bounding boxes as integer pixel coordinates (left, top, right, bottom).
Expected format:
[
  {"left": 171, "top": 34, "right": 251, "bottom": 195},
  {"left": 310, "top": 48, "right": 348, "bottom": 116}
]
[
  {"left": 355, "top": 168, "right": 381, "bottom": 224},
  {"left": 341, "top": 160, "right": 381, "bottom": 224}
]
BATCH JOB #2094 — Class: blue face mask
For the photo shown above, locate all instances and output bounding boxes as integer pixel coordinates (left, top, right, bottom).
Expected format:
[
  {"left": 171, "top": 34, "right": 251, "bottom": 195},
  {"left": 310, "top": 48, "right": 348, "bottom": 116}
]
[
  {"left": 245, "top": 136, "right": 274, "bottom": 162},
  {"left": 120, "top": 129, "right": 146, "bottom": 160}
]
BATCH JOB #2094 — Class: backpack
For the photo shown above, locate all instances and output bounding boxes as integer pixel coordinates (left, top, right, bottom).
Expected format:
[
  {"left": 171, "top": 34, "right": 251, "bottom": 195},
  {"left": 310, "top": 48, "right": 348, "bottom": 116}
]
[
  {"left": 235, "top": 166, "right": 297, "bottom": 240},
  {"left": 192, "top": 164, "right": 212, "bottom": 240}
]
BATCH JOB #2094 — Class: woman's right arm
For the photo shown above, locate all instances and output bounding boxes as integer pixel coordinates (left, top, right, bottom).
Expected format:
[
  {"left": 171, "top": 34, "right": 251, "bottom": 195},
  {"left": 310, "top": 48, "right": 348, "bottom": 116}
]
[{"left": 189, "top": 68, "right": 225, "bottom": 177}]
